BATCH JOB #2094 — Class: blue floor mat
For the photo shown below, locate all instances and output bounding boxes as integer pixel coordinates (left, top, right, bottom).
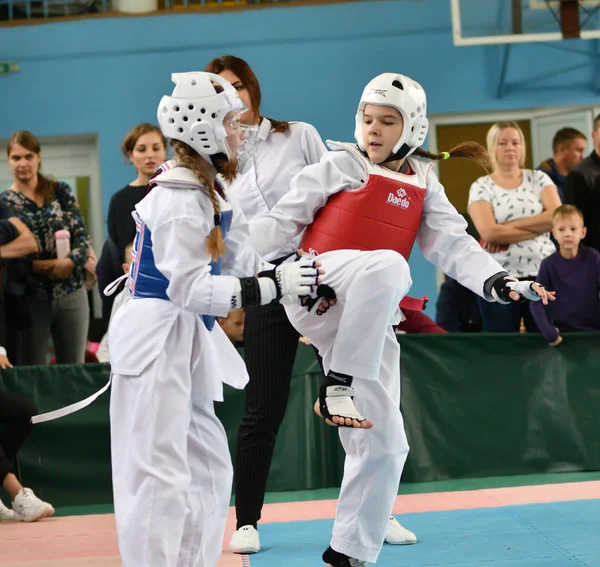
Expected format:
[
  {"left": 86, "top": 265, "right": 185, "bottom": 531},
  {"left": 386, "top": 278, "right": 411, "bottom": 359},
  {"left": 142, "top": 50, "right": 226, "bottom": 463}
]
[{"left": 248, "top": 499, "right": 600, "bottom": 566}]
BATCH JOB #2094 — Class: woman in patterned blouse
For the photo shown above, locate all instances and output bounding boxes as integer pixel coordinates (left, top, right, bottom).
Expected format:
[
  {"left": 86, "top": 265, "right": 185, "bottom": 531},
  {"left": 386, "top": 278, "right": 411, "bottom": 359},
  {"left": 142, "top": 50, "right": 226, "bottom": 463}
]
[
  {"left": 3, "top": 131, "right": 91, "bottom": 364},
  {"left": 468, "top": 122, "right": 561, "bottom": 332}
]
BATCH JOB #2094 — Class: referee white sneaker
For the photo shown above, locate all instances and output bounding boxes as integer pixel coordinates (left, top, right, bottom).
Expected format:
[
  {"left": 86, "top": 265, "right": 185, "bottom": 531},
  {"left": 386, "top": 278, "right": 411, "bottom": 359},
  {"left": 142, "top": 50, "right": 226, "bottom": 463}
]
[
  {"left": 229, "top": 524, "right": 261, "bottom": 554},
  {"left": 384, "top": 515, "right": 417, "bottom": 545}
]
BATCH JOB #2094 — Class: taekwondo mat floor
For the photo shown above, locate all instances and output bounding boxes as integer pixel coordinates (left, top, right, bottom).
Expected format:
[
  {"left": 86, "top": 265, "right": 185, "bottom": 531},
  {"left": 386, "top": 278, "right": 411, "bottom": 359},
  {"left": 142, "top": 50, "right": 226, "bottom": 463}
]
[{"left": 2, "top": 472, "right": 600, "bottom": 566}]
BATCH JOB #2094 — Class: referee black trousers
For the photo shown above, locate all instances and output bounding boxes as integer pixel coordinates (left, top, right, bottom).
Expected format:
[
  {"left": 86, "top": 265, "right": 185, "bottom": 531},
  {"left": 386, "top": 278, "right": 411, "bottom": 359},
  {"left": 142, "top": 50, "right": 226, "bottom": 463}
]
[{"left": 234, "top": 301, "right": 301, "bottom": 529}]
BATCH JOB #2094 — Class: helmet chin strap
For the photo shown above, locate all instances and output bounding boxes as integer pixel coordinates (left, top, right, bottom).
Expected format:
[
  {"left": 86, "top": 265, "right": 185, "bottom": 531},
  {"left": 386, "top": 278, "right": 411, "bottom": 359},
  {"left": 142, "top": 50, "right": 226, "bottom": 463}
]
[
  {"left": 357, "top": 140, "right": 413, "bottom": 170},
  {"left": 382, "top": 142, "right": 412, "bottom": 164}
]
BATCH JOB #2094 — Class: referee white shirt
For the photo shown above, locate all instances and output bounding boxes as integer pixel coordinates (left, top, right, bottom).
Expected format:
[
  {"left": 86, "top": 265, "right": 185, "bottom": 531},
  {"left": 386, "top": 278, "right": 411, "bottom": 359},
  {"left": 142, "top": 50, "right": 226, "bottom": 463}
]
[{"left": 227, "top": 117, "right": 327, "bottom": 263}]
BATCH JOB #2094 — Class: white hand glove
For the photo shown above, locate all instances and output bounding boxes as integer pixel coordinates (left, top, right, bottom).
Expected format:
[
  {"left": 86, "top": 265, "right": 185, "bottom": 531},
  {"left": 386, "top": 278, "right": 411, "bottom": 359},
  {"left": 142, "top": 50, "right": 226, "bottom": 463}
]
[
  {"left": 274, "top": 258, "right": 320, "bottom": 297},
  {"left": 491, "top": 275, "right": 552, "bottom": 304},
  {"left": 506, "top": 280, "right": 543, "bottom": 302},
  {"left": 258, "top": 257, "right": 320, "bottom": 301}
]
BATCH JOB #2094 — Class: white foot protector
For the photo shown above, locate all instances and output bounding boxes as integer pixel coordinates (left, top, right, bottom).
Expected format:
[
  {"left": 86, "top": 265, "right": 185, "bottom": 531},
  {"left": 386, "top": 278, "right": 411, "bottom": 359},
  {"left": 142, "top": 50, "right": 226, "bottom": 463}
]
[{"left": 320, "top": 385, "right": 366, "bottom": 425}]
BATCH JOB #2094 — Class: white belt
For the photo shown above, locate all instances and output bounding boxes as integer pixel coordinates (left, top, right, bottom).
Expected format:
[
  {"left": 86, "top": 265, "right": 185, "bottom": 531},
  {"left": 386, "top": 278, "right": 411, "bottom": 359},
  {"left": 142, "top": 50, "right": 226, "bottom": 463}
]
[
  {"left": 31, "top": 374, "right": 112, "bottom": 424},
  {"left": 30, "top": 272, "right": 131, "bottom": 425},
  {"left": 30, "top": 274, "right": 131, "bottom": 424}
]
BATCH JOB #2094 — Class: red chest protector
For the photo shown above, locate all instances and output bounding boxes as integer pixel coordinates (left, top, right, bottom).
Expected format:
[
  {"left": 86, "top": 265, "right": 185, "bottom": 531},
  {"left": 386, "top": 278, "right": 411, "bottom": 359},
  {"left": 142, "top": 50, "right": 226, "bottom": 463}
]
[
  {"left": 300, "top": 142, "right": 429, "bottom": 261},
  {"left": 300, "top": 142, "right": 431, "bottom": 310}
]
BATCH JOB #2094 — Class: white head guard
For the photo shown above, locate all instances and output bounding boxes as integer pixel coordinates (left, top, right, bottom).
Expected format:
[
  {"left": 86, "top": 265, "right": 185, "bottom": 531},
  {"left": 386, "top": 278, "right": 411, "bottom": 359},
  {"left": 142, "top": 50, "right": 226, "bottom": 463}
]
[
  {"left": 354, "top": 72, "right": 429, "bottom": 160},
  {"left": 157, "top": 71, "right": 245, "bottom": 161}
]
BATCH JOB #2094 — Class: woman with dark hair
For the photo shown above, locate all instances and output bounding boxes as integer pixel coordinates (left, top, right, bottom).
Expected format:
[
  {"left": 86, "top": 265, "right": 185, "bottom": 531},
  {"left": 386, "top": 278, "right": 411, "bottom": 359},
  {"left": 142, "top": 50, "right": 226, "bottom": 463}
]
[
  {"left": 206, "top": 55, "right": 414, "bottom": 554},
  {"left": 97, "top": 124, "right": 168, "bottom": 325},
  {"left": 108, "top": 123, "right": 168, "bottom": 255},
  {"left": 2, "top": 131, "right": 91, "bottom": 365}
]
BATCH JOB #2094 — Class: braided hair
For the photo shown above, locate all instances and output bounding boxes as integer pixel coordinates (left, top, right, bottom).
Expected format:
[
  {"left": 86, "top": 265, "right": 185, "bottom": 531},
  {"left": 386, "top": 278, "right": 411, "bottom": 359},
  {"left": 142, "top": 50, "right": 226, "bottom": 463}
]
[{"left": 171, "top": 140, "right": 226, "bottom": 261}]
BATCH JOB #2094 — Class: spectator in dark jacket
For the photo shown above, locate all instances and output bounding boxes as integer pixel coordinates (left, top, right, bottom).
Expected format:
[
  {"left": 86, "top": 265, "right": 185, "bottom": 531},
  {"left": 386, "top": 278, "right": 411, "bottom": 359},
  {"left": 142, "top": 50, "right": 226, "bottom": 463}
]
[
  {"left": 538, "top": 127, "right": 587, "bottom": 202},
  {"left": 97, "top": 123, "right": 167, "bottom": 327},
  {"left": 564, "top": 114, "right": 600, "bottom": 252},
  {"left": 0, "top": 200, "right": 39, "bottom": 365}
]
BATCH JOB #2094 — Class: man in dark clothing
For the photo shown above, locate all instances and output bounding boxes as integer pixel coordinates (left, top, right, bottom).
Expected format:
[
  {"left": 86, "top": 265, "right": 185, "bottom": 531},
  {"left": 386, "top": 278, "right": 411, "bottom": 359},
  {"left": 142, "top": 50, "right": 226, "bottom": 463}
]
[
  {"left": 538, "top": 127, "right": 587, "bottom": 202},
  {"left": 0, "top": 201, "right": 38, "bottom": 365},
  {"left": 564, "top": 115, "right": 600, "bottom": 252}
]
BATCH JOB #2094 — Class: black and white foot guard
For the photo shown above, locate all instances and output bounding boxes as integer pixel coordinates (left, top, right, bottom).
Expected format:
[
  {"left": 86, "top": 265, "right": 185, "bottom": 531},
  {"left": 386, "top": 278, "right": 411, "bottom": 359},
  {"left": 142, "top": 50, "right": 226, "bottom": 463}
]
[
  {"left": 323, "top": 546, "right": 368, "bottom": 567},
  {"left": 318, "top": 371, "right": 367, "bottom": 427}
]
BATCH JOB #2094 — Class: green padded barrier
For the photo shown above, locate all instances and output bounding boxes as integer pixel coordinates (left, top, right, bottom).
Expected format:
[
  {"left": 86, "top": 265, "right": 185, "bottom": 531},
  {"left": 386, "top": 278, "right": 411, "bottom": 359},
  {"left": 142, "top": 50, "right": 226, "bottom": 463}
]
[{"left": 1, "top": 333, "right": 599, "bottom": 507}]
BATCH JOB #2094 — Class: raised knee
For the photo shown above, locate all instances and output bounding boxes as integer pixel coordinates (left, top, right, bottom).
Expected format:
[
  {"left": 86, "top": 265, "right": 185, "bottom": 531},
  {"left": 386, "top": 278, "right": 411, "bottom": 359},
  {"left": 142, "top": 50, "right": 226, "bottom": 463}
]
[{"left": 369, "top": 251, "right": 411, "bottom": 289}]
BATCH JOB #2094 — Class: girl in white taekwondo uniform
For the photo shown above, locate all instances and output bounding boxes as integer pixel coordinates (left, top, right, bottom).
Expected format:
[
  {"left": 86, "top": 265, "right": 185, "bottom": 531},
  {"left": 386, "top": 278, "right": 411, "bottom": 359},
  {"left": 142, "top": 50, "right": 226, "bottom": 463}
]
[
  {"left": 107, "top": 72, "right": 322, "bottom": 567},
  {"left": 249, "top": 73, "right": 554, "bottom": 567},
  {"left": 206, "top": 55, "right": 416, "bottom": 553}
]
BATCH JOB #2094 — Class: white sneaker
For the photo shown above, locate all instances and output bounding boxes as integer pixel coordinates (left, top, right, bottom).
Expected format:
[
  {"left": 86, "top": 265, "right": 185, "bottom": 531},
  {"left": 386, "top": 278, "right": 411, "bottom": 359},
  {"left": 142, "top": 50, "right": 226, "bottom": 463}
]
[
  {"left": 229, "top": 525, "right": 260, "bottom": 554},
  {"left": 0, "top": 498, "right": 14, "bottom": 521},
  {"left": 12, "top": 488, "right": 55, "bottom": 522},
  {"left": 384, "top": 515, "right": 417, "bottom": 545}
]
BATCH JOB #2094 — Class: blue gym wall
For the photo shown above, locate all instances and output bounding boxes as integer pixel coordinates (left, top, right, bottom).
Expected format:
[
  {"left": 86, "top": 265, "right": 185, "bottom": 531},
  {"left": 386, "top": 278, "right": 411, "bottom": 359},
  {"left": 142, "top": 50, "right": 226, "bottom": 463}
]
[{"left": 2, "top": 0, "right": 599, "bottom": 311}]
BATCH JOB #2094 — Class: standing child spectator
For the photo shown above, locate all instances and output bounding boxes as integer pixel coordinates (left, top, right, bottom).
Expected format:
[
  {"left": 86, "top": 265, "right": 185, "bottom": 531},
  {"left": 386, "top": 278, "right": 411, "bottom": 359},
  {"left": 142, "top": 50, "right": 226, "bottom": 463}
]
[{"left": 530, "top": 204, "right": 600, "bottom": 345}]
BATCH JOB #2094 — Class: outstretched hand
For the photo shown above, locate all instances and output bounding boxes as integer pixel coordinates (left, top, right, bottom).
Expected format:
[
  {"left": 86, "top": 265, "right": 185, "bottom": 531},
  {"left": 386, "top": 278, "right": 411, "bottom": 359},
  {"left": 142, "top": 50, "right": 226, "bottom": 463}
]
[
  {"left": 505, "top": 281, "right": 555, "bottom": 305},
  {"left": 494, "top": 276, "right": 556, "bottom": 305},
  {"left": 528, "top": 282, "right": 555, "bottom": 305}
]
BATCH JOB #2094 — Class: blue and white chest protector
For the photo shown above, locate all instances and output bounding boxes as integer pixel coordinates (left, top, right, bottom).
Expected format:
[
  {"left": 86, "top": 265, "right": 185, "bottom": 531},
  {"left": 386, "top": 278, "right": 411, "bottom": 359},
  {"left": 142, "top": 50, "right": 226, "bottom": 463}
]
[
  {"left": 128, "top": 189, "right": 233, "bottom": 331},
  {"left": 108, "top": 161, "right": 269, "bottom": 399}
]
